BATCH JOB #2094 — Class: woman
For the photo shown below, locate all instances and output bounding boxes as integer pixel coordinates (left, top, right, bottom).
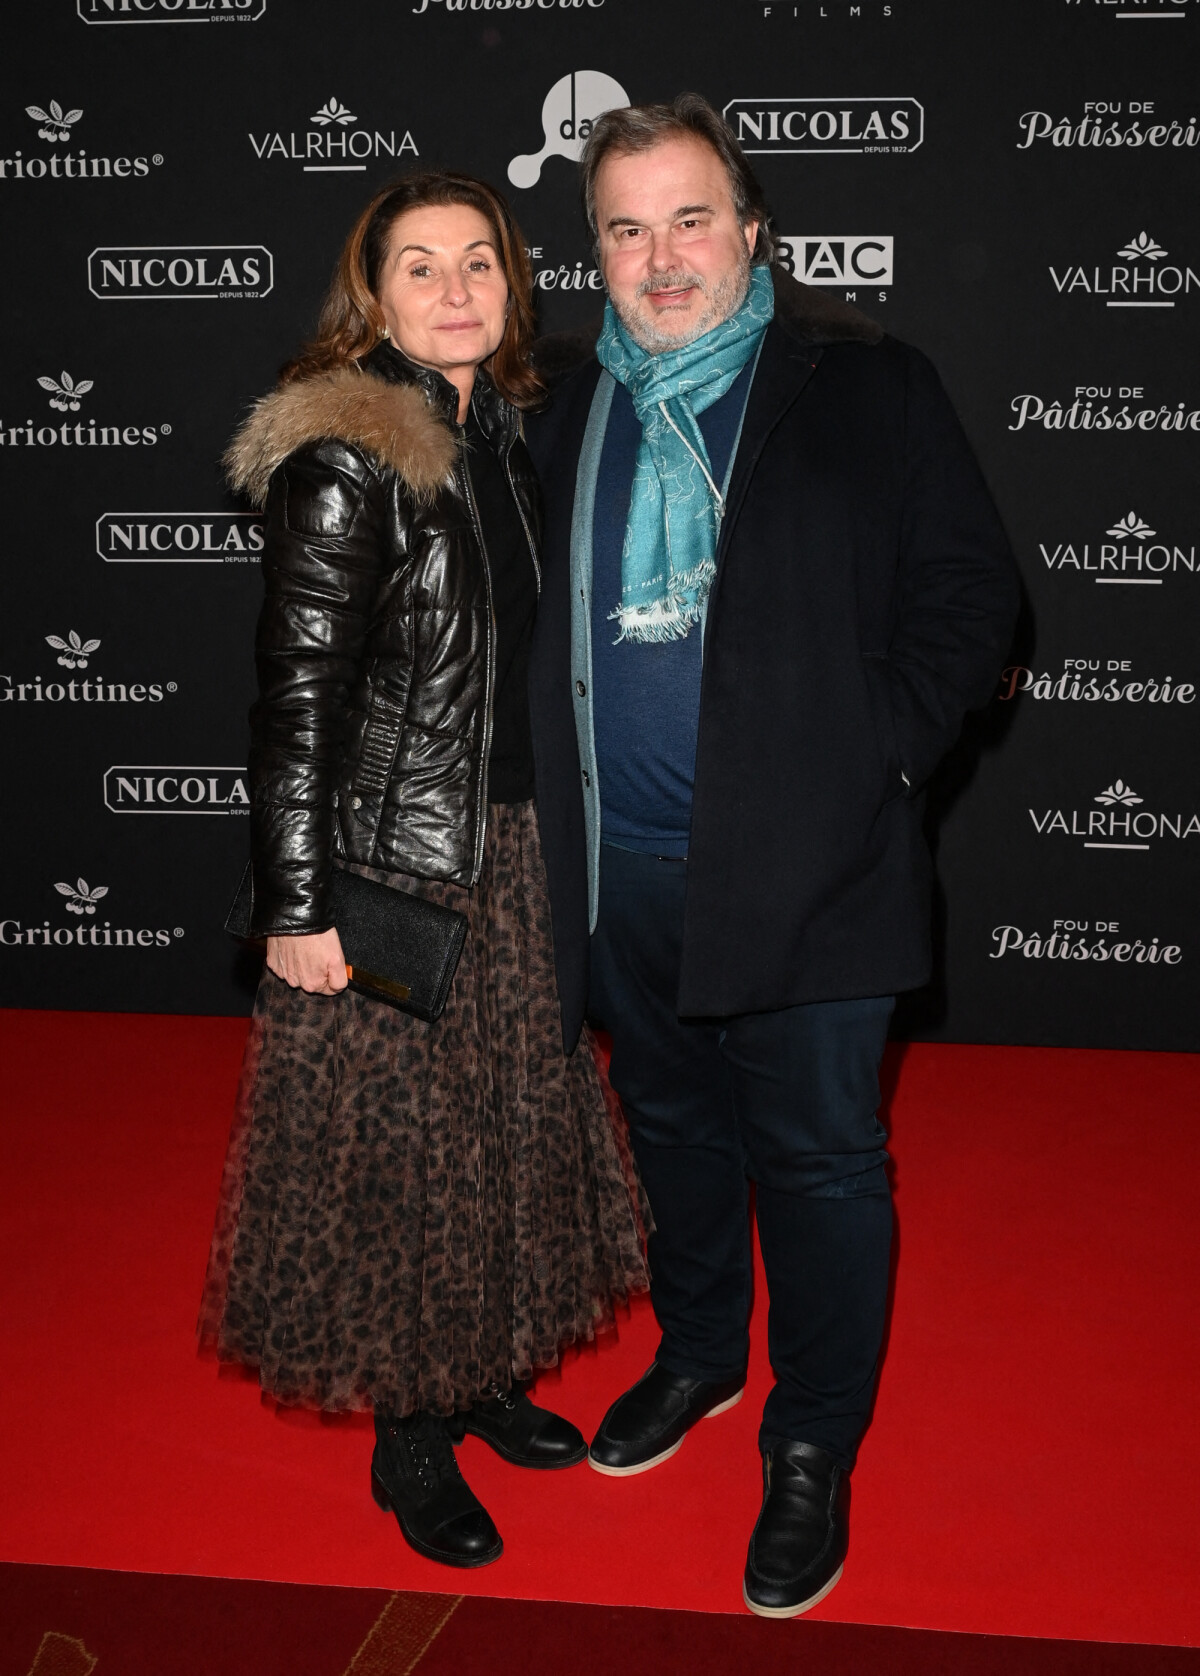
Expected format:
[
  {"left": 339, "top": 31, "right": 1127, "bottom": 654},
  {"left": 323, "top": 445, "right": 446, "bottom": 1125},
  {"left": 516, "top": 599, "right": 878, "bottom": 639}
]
[{"left": 199, "top": 172, "right": 649, "bottom": 1570}]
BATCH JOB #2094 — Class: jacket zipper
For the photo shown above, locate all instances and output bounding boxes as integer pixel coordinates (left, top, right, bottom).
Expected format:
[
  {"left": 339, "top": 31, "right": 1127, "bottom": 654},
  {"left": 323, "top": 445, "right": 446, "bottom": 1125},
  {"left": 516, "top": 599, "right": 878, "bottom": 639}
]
[
  {"left": 500, "top": 423, "right": 542, "bottom": 595},
  {"left": 457, "top": 430, "right": 497, "bottom": 886}
]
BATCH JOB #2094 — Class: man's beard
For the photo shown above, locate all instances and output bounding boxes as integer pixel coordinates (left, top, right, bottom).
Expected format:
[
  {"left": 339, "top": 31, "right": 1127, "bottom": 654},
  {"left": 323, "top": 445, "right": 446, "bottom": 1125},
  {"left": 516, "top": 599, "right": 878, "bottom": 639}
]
[{"left": 611, "top": 245, "right": 753, "bottom": 354}]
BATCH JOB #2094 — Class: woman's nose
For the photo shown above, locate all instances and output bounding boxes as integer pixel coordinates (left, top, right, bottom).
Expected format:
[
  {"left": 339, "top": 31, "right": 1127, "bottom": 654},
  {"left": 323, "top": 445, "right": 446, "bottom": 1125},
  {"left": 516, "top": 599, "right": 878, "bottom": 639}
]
[{"left": 442, "top": 273, "right": 470, "bottom": 306}]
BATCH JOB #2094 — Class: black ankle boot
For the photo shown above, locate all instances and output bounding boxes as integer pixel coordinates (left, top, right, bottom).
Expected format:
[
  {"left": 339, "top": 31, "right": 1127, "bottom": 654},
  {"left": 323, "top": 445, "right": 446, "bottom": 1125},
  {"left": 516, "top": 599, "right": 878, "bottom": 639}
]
[
  {"left": 371, "top": 1409, "right": 503, "bottom": 1568},
  {"left": 448, "top": 1383, "right": 587, "bottom": 1469}
]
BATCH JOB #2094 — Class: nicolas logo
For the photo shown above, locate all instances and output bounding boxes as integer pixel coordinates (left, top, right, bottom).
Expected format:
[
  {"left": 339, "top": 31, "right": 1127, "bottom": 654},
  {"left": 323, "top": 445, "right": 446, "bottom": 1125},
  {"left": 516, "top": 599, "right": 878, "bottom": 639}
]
[
  {"left": 97, "top": 512, "right": 263, "bottom": 564},
  {"left": 1, "top": 630, "right": 176, "bottom": 706},
  {"left": 79, "top": 0, "right": 265, "bottom": 21},
  {"left": 249, "top": 96, "right": 418, "bottom": 173},
  {"left": 88, "top": 246, "right": 272, "bottom": 300},
  {"left": 776, "top": 235, "right": 893, "bottom": 287},
  {"left": 1037, "top": 510, "right": 1198, "bottom": 584},
  {"left": 1, "top": 371, "right": 167, "bottom": 449},
  {"left": 723, "top": 97, "right": 923, "bottom": 154},
  {"left": 2, "top": 101, "right": 163, "bottom": 182},
  {"left": 104, "top": 766, "right": 249, "bottom": 813},
  {"left": 0, "top": 878, "right": 183, "bottom": 952},
  {"left": 1028, "top": 778, "right": 1200, "bottom": 851},
  {"left": 1049, "top": 232, "right": 1198, "bottom": 308},
  {"left": 508, "top": 71, "right": 630, "bottom": 188}
]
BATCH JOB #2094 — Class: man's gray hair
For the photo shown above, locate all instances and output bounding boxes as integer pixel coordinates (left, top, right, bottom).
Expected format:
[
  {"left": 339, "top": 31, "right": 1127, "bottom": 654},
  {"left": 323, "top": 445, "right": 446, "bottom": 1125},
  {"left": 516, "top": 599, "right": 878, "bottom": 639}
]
[{"left": 579, "top": 93, "right": 776, "bottom": 265}]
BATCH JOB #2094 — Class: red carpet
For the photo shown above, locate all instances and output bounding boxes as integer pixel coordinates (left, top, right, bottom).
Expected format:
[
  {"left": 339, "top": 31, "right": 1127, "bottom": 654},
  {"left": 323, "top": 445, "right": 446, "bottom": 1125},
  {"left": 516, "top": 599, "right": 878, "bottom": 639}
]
[{"left": 0, "top": 1011, "right": 1196, "bottom": 1648}]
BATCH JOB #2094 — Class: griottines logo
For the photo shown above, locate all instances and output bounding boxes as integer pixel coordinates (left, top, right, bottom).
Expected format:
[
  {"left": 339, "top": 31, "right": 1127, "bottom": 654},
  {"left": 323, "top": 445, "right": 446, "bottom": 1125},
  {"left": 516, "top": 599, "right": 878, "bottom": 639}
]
[
  {"left": 88, "top": 246, "right": 272, "bottom": 300},
  {"left": 0, "top": 878, "right": 184, "bottom": 952},
  {"left": 79, "top": 0, "right": 265, "bottom": 21},
  {"left": 997, "top": 658, "right": 1194, "bottom": 705},
  {"left": 722, "top": 97, "right": 922, "bottom": 154},
  {"left": 989, "top": 919, "right": 1182, "bottom": 966},
  {"left": 1028, "top": 778, "right": 1200, "bottom": 850},
  {"left": 1018, "top": 99, "right": 1198, "bottom": 148},
  {"left": 1050, "top": 232, "right": 1197, "bottom": 308},
  {"left": 97, "top": 512, "right": 263, "bottom": 564},
  {"left": 249, "top": 97, "right": 418, "bottom": 173},
  {"left": 1, "top": 101, "right": 164, "bottom": 182},
  {"left": 776, "top": 235, "right": 893, "bottom": 288},
  {"left": 1038, "top": 510, "right": 1198, "bottom": 584},
  {"left": 508, "top": 72, "right": 630, "bottom": 188},
  {"left": 104, "top": 767, "right": 248, "bottom": 813},
  {"left": 1, "top": 630, "right": 177, "bottom": 706},
  {"left": 1009, "top": 385, "right": 1200, "bottom": 432},
  {"left": 1, "top": 371, "right": 167, "bottom": 449}
]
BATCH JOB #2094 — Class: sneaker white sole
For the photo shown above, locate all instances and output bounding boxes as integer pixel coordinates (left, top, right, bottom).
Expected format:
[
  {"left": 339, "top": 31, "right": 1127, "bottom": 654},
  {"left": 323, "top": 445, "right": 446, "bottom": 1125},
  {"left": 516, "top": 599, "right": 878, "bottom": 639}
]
[
  {"left": 587, "top": 1386, "right": 745, "bottom": 1477},
  {"left": 742, "top": 1562, "right": 844, "bottom": 1619}
]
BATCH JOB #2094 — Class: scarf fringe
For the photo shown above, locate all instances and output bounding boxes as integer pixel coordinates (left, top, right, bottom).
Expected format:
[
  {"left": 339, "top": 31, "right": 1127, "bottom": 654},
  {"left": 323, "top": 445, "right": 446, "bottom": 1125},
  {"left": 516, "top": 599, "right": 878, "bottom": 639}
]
[{"left": 608, "top": 559, "right": 715, "bottom": 645}]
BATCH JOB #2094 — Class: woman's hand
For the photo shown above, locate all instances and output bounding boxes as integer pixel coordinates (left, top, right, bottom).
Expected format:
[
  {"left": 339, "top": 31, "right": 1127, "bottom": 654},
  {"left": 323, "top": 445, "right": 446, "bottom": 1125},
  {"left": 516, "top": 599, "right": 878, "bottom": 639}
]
[{"left": 266, "top": 929, "right": 348, "bottom": 996}]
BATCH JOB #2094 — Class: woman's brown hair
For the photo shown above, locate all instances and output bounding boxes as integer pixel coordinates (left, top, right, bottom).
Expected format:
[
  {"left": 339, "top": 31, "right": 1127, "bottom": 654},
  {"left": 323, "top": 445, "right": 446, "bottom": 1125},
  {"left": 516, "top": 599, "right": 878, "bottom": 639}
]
[{"left": 281, "top": 170, "right": 543, "bottom": 408}]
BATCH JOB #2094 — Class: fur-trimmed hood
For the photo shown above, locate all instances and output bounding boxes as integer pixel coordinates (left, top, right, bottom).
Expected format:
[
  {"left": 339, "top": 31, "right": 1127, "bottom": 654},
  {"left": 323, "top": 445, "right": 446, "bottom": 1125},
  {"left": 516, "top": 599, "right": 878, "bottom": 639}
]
[{"left": 225, "top": 364, "right": 458, "bottom": 509}]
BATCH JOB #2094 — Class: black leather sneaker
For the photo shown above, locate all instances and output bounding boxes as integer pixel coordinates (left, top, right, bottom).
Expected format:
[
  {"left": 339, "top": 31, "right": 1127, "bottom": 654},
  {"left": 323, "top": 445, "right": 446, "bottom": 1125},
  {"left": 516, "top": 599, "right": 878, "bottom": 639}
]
[
  {"left": 371, "top": 1409, "right": 503, "bottom": 1568},
  {"left": 743, "top": 1440, "right": 849, "bottom": 1617},
  {"left": 447, "top": 1384, "right": 587, "bottom": 1469},
  {"left": 588, "top": 1362, "right": 745, "bottom": 1476}
]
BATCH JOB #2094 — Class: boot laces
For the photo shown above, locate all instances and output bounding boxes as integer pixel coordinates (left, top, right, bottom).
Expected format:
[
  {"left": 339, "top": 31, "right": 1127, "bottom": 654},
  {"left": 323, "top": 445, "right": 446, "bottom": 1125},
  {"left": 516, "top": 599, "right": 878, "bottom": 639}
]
[{"left": 392, "top": 1413, "right": 459, "bottom": 1489}]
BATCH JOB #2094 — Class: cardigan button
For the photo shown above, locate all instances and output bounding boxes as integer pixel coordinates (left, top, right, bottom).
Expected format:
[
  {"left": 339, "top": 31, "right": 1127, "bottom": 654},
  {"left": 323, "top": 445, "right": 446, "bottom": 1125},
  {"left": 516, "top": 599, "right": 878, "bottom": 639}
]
[
  {"left": 582, "top": 770, "right": 590, "bottom": 786},
  {"left": 575, "top": 679, "right": 586, "bottom": 697},
  {"left": 349, "top": 795, "right": 362, "bottom": 810}
]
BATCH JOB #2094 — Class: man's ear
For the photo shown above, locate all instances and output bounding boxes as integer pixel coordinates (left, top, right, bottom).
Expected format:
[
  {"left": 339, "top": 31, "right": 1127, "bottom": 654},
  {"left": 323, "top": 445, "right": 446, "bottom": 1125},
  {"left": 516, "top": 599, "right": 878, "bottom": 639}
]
[{"left": 743, "top": 220, "right": 760, "bottom": 256}]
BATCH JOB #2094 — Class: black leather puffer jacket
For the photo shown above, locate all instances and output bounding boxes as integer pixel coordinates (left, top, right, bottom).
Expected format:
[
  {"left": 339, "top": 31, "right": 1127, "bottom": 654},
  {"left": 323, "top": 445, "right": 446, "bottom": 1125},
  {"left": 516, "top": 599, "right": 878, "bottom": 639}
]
[{"left": 226, "top": 343, "right": 541, "bottom": 936}]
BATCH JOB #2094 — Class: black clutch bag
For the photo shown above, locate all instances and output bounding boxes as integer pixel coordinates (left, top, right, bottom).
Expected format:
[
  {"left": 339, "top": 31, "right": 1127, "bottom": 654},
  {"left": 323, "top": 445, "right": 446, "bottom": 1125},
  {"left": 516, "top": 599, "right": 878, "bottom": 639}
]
[{"left": 225, "top": 862, "right": 467, "bottom": 1022}]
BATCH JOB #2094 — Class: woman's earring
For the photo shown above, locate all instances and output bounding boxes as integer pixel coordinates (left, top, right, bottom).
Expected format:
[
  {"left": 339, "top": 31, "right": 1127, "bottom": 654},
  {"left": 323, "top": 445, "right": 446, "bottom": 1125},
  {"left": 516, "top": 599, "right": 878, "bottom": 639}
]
[{"left": 379, "top": 324, "right": 391, "bottom": 340}]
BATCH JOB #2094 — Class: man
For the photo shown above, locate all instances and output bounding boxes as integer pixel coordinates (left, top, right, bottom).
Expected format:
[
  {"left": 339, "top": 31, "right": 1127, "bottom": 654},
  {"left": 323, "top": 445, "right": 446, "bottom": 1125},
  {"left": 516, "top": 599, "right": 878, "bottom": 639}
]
[{"left": 526, "top": 95, "right": 1019, "bottom": 1617}]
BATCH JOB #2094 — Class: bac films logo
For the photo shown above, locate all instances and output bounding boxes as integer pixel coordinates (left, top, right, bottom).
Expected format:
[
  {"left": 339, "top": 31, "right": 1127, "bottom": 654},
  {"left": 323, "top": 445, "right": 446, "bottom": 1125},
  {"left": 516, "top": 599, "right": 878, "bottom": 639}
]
[
  {"left": 97, "top": 512, "right": 263, "bottom": 564},
  {"left": 104, "top": 766, "right": 249, "bottom": 813},
  {"left": 508, "top": 72, "right": 630, "bottom": 187},
  {"left": 723, "top": 97, "right": 922, "bottom": 154},
  {"left": 249, "top": 97, "right": 418, "bottom": 174},
  {"left": 1049, "top": 232, "right": 1198, "bottom": 308},
  {"left": 79, "top": 0, "right": 265, "bottom": 22},
  {"left": 88, "top": 246, "right": 272, "bottom": 300},
  {"left": 1037, "top": 509, "right": 1199, "bottom": 585},
  {"left": 1, "top": 369, "right": 168, "bottom": 450},
  {"left": 2, "top": 100, "right": 165, "bottom": 182},
  {"left": 0, "top": 878, "right": 184, "bottom": 953},
  {"left": 776, "top": 235, "right": 893, "bottom": 299}
]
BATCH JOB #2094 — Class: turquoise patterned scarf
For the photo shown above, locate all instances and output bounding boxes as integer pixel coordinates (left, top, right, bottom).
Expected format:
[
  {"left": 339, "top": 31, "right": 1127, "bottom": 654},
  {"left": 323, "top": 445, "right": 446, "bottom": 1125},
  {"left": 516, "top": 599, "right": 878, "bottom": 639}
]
[{"left": 595, "top": 263, "right": 774, "bottom": 643}]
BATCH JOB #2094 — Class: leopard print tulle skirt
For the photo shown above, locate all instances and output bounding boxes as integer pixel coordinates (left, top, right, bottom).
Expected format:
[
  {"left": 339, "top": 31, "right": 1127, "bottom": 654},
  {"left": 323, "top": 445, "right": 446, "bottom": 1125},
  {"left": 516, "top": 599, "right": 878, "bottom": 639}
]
[{"left": 198, "top": 800, "right": 650, "bottom": 1416}]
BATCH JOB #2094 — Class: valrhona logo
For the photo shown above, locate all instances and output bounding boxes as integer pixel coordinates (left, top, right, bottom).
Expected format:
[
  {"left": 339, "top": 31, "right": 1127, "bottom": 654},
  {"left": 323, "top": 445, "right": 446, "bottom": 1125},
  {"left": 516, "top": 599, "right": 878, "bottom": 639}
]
[
  {"left": 0, "top": 879, "right": 184, "bottom": 952},
  {"left": 1028, "top": 779, "right": 1200, "bottom": 850},
  {"left": 998, "top": 658, "right": 1194, "bottom": 704},
  {"left": 97, "top": 512, "right": 264, "bottom": 564},
  {"left": 1, "top": 630, "right": 177, "bottom": 706},
  {"left": 722, "top": 98, "right": 923, "bottom": 154},
  {"left": 1018, "top": 99, "right": 1198, "bottom": 148},
  {"left": 775, "top": 235, "right": 893, "bottom": 288},
  {"left": 1009, "top": 386, "right": 1200, "bottom": 432},
  {"left": 104, "top": 766, "right": 248, "bottom": 813},
  {"left": 990, "top": 919, "right": 1181, "bottom": 966},
  {"left": 1038, "top": 510, "right": 1198, "bottom": 584},
  {"left": 88, "top": 246, "right": 272, "bottom": 300},
  {"left": 1062, "top": 1, "right": 1196, "bottom": 18},
  {"left": 249, "top": 98, "right": 418, "bottom": 174},
  {"left": 79, "top": 0, "right": 265, "bottom": 22},
  {"left": 1, "top": 101, "right": 164, "bottom": 182},
  {"left": 1, "top": 371, "right": 167, "bottom": 449},
  {"left": 508, "top": 72, "right": 630, "bottom": 188},
  {"left": 1050, "top": 232, "right": 1198, "bottom": 308}
]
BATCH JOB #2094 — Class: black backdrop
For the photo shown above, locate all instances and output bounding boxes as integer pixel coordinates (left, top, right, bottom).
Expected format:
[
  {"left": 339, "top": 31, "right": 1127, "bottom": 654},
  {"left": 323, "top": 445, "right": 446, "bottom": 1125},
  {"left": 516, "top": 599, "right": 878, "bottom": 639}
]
[{"left": 2, "top": 0, "right": 1198, "bottom": 1051}]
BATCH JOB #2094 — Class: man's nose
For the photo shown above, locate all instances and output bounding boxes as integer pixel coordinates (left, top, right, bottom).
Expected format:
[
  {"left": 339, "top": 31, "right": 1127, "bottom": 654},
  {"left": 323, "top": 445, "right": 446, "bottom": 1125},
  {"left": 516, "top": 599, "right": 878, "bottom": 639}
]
[{"left": 646, "top": 231, "right": 678, "bottom": 272}]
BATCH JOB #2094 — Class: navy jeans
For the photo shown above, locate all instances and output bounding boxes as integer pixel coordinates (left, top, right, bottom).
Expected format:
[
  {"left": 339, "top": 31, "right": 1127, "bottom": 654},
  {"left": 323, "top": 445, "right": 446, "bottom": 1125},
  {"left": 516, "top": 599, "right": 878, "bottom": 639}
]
[{"left": 589, "top": 844, "right": 894, "bottom": 1469}]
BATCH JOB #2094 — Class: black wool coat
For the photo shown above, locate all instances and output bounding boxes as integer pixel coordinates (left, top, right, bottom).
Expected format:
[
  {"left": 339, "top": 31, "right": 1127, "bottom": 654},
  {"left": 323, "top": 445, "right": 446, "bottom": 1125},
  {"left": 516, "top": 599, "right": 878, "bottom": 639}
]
[{"left": 526, "top": 270, "right": 1020, "bottom": 1050}]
